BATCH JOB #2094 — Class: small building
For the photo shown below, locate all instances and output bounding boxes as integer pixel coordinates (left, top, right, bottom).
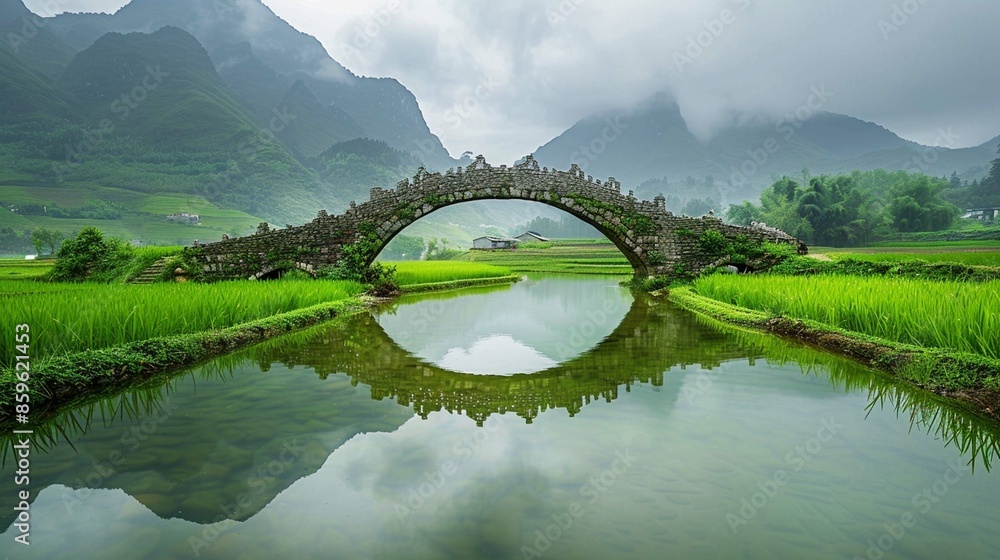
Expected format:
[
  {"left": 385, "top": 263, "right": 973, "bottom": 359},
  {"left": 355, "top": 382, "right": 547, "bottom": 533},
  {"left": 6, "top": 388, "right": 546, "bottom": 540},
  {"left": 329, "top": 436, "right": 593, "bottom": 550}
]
[
  {"left": 472, "top": 236, "right": 519, "bottom": 250},
  {"left": 166, "top": 212, "right": 200, "bottom": 224},
  {"left": 515, "top": 231, "right": 550, "bottom": 243},
  {"left": 962, "top": 208, "right": 999, "bottom": 221}
]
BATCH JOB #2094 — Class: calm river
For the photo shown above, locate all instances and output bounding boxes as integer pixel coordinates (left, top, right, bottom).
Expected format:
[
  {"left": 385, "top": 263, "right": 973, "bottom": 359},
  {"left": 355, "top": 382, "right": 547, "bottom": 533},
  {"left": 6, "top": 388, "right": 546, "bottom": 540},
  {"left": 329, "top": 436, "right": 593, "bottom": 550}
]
[{"left": 2, "top": 276, "right": 999, "bottom": 559}]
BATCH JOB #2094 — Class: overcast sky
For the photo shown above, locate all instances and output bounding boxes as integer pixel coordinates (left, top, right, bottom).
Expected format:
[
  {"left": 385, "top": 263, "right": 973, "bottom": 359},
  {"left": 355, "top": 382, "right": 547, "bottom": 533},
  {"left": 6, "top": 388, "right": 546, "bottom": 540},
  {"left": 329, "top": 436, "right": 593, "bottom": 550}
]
[{"left": 26, "top": 0, "right": 1000, "bottom": 163}]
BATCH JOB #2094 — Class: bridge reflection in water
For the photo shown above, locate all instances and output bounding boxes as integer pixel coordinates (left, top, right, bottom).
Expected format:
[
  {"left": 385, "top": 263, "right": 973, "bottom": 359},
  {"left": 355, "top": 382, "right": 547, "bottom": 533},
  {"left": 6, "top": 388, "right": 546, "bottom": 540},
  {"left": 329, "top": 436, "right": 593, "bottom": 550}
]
[
  {"left": 3, "top": 293, "right": 999, "bottom": 531},
  {"left": 255, "top": 294, "right": 752, "bottom": 425}
]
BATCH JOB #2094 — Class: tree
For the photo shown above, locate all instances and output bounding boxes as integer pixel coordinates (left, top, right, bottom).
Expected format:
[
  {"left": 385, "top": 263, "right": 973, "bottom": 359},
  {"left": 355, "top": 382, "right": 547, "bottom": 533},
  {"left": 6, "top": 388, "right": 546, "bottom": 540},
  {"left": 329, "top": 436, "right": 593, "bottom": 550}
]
[
  {"left": 424, "top": 237, "right": 462, "bottom": 260},
  {"left": 888, "top": 174, "right": 958, "bottom": 232},
  {"left": 31, "top": 228, "right": 64, "bottom": 255},
  {"left": 725, "top": 201, "right": 759, "bottom": 226},
  {"left": 756, "top": 177, "right": 813, "bottom": 241},
  {"left": 681, "top": 198, "right": 716, "bottom": 217},
  {"left": 380, "top": 235, "right": 425, "bottom": 260},
  {"left": 949, "top": 171, "right": 963, "bottom": 190},
  {"left": 51, "top": 227, "right": 134, "bottom": 282}
]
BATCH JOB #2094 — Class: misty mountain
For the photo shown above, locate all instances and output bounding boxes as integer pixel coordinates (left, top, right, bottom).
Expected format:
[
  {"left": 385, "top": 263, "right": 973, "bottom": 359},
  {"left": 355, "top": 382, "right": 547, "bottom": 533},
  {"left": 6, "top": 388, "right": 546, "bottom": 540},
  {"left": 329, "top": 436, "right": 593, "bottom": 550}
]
[
  {"left": 275, "top": 80, "right": 366, "bottom": 159},
  {"left": 42, "top": 0, "right": 456, "bottom": 169},
  {"left": 52, "top": 25, "right": 326, "bottom": 222},
  {"left": 58, "top": 26, "right": 263, "bottom": 147},
  {"left": 0, "top": 0, "right": 76, "bottom": 80},
  {"left": 0, "top": 0, "right": 556, "bottom": 243},
  {"left": 532, "top": 93, "right": 997, "bottom": 208}
]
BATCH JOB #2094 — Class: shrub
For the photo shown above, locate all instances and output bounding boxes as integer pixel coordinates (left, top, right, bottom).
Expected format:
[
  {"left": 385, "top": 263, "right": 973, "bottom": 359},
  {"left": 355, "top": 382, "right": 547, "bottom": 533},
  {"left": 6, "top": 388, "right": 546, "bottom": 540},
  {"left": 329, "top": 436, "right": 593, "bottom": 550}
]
[{"left": 50, "top": 227, "right": 135, "bottom": 282}]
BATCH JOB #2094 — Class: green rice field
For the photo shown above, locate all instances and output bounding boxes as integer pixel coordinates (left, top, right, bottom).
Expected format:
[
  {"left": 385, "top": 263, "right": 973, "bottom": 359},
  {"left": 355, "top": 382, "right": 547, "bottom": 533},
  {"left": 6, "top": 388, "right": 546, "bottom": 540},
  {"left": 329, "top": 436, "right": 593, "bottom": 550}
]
[
  {"left": 827, "top": 251, "right": 1000, "bottom": 267},
  {"left": 693, "top": 274, "right": 1000, "bottom": 359},
  {"left": 0, "top": 279, "right": 363, "bottom": 368},
  {"left": 382, "top": 261, "right": 514, "bottom": 285},
  {"left": 457, "top": 239, "right": 632, "bottom": 275},
  {"left": 0, "top": 259, "right": 54, "bottom": 280}
]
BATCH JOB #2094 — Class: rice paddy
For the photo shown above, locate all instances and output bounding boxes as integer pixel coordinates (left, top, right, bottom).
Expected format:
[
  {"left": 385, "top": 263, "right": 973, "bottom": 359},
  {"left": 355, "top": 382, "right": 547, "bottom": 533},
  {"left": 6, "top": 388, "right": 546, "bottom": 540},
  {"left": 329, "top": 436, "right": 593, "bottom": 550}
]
[
  {"left": 383, "top": 261, "right": 514, "bottom": 285},
  {"left": 828, "top": 251, "right": 1000, "bottom": 267},
  {"left": 0, "top": 279, "right": 363, "bottom": 368},
  {"left": 457, "top": 239, "right": 633, "bottom": 275},
  {"left": 813, "top": 241, "right": 1000, "bottom": 267},
  {"left": 693, "top": 274, "right": 1000, "bottom": 359},
  {"left": 0, "top": 259, "right": 54, "bottom": 280}
]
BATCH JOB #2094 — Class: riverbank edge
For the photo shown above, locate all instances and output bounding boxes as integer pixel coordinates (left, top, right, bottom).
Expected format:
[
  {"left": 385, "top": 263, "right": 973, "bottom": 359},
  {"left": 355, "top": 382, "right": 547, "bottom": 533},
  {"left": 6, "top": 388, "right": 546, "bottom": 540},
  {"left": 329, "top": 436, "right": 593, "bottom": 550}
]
[
  {"left": 666, "top": 286, "right": 1000, "bottom": 420},
  {"left": 0, "top": 274, "right": 521, "bottom": 425},
  {"left": 0, "top": 297, "right": 367, "bottom": 425},
  {"left": 400, "top": 274, "right": 522, "bottom": 293}
]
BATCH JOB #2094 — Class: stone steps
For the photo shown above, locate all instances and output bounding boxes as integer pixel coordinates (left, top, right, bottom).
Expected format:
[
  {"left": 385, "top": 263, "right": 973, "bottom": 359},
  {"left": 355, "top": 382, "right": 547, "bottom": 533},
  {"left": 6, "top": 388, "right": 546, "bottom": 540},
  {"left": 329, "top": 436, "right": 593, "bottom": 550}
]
[{"left": 130, "top": 256, "right": 172, "bottom": 284}]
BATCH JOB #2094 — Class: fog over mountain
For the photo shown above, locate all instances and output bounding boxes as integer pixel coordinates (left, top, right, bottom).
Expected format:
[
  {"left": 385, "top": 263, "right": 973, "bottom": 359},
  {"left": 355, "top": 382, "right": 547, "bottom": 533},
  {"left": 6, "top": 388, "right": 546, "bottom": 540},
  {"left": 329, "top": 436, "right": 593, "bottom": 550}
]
[{"left": 4, "top": 0, "right": 996, "bottom": 248}]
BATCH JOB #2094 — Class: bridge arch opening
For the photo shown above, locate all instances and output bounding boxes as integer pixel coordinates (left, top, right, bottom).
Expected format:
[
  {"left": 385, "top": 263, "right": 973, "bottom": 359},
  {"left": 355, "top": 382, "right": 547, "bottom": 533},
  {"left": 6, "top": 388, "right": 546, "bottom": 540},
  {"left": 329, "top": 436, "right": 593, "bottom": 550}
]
[{"left": 370, "top": 198, "right": 646, "bottom": 274}]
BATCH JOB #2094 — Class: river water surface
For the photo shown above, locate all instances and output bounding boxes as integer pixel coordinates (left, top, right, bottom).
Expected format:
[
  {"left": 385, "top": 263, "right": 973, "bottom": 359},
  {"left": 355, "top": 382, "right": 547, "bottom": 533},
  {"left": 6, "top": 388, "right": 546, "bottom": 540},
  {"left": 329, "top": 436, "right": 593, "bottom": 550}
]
[{"left": 2, "top": 276, "right": 999, "bottom": 559}]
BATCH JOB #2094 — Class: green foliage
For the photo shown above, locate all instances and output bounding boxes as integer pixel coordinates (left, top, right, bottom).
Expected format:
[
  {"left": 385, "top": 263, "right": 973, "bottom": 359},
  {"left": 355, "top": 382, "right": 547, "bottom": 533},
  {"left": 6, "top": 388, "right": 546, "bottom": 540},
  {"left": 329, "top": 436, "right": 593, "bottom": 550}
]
[
  {"left": 566, "top": 194, "right": 655, "bottom": 236},
  {"left": 736, "top": 170, "right": 966, "bottom": 247},
  {"left": 0, "top": 259, "right": 54, "bottom": 280},
  {"left": 725, "top": 201, "right": 759, "bottom": 226},
  {"left": 394, "top": 204, "right": 416, "bottom": 221},
  {"left": 8, "top": 199, "right": 125, "bottom": 220},
  {"left": 30, "top": 228, "right": 63, "bottom": 255},
  {"left": 874, "top": 225, "right": 1000, "bottom": 243},
  {"left": 646, "top": 251, "right": 667, "bottom": 266},
  {"left": 320, "top": 223, "right": 399, "bottom": 294},
  {"left": 945, "top": 146, "right": 1000, "bottom": 210},
  {"left": 692, "top": 231, "right": 792, "bottom": 271},
  {"left": 627, "top": 275, "right": 674, "bottom": 292},
  {"left": 697, "top": 230, "right": 730, "bottom": 257},
  {"left": 50, "top": 227, "right": 135, "bottom": 282},
  {"left": 888, "top": 174, "right": 959, "bottom": 232},
  {"left": 424, "top": 237, "right": 463, "bottom": 260}
]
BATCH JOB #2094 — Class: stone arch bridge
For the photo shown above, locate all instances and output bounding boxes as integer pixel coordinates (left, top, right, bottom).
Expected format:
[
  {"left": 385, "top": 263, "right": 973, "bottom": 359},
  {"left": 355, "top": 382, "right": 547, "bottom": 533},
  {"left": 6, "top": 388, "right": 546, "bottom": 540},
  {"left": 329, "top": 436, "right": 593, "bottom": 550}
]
[{"left": 189, "top": 155, "right": 806, "bottom": 280}]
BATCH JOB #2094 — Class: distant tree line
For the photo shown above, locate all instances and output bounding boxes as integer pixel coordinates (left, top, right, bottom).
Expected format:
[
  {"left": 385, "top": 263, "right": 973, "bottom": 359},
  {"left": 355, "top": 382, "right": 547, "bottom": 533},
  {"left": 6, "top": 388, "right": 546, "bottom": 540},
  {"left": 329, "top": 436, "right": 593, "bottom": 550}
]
[
  {"left": 4, "top": 199, "right": 126, "bottom": 220},
  {"left": 0, "top": 228, "right": 34, "bottom": 255},
  {"left": 725, "top": 169, "right": 966, "bottom": 247},
  {"left": 380, "top": 234, "right": 424, "bottom": 260},
  {"left": 943, "top": 147, "right": 1000, "bottom": 210},
  {"left": 0, "top": 227, "right": 66, "bottom": 256}
]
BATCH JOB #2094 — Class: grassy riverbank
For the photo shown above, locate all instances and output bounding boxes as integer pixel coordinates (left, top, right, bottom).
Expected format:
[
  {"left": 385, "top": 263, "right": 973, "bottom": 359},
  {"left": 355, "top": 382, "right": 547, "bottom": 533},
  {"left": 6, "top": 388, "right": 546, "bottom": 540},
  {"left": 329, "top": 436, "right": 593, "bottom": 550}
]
[
  {"left": 0, "top": 297, "right": 368, "bottom": 424},
  {"left": 812, "top": 241, "right": 1000, "bottom": 267},
  {"left": 0, "top": 258, "right": 521, "bottom": 423},
  {"left": 0, "top": 279, "right": 364, "bottom": 368},
  {"left": 694, "top": 275, "right": 1000, "bottom": 359},
  {"left": 669, "top": 277, "right": 1000, "bottom": 418},
  {"left": 382, "top": 261, "right": 514, "bottom": 285}
]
